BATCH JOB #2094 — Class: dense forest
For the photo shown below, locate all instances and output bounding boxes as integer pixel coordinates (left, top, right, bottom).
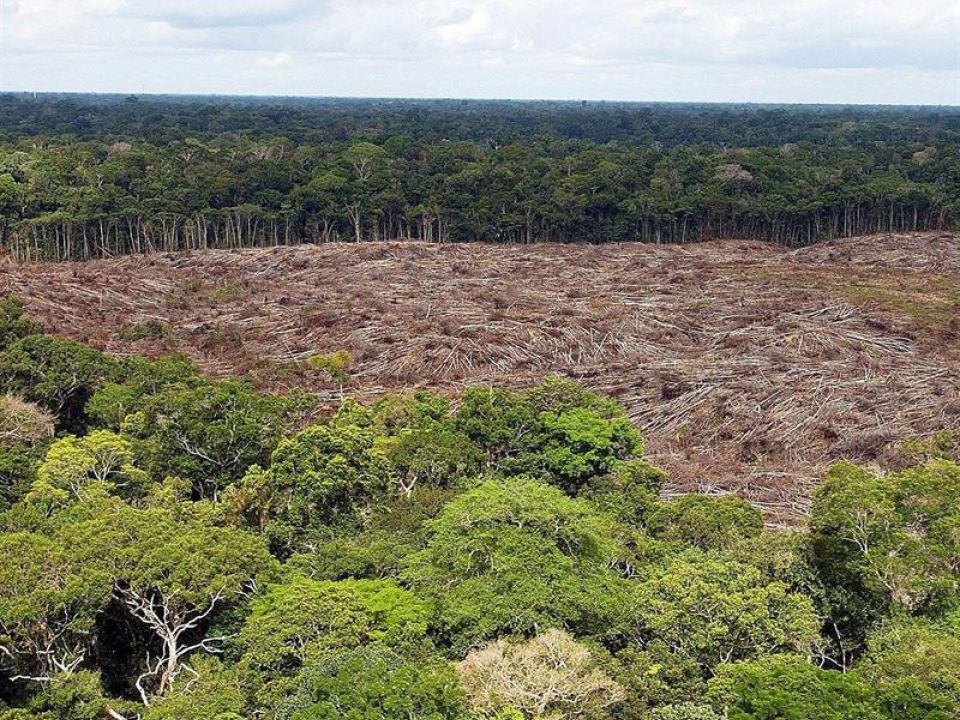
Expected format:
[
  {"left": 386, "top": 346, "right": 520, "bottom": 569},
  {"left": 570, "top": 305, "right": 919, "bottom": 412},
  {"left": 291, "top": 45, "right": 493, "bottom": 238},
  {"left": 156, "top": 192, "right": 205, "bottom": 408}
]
[
  {"left": 1, "top": 95, "right": 959, "bottom": 260},
  {"left": 1, "top": 293, "right": 960, "bottom": 720}
]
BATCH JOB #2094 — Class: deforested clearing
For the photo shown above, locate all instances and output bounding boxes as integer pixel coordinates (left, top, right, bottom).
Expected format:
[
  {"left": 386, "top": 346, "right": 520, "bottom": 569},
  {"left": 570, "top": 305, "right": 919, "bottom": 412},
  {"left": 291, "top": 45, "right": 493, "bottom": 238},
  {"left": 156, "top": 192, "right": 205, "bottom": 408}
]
[{"left": 3, "top": 231, "right": 959, "bottom": 525}]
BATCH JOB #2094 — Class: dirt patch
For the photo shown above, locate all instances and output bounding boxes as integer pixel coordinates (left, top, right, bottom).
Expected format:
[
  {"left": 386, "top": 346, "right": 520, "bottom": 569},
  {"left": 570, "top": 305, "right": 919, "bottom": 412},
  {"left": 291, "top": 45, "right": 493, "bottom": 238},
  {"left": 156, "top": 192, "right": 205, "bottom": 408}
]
[{"left": 3, "top": 232, "right": 959, "bottom": 526}]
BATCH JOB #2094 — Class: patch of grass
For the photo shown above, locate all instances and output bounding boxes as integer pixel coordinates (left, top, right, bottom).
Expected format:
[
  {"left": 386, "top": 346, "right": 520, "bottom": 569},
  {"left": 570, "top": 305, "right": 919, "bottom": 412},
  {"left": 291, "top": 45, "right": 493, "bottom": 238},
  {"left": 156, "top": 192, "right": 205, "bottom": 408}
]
[
  {"left": 210, "top": 281, "right": 244, "bottom": 303},
  {"left": 837, "top": 284, "right": 952, "bottom": 325},
  {"left": 166, "top": 279, "right": 245, "bottom": 307},
  {"left": 200, "top": 323, "right": 244, "bottom": 352},
  {"left": 118, "top": 319, "right": 171, "bottom": 341},
  {"left": 753, "top": 268, "right": 959, "bottom": 328}
]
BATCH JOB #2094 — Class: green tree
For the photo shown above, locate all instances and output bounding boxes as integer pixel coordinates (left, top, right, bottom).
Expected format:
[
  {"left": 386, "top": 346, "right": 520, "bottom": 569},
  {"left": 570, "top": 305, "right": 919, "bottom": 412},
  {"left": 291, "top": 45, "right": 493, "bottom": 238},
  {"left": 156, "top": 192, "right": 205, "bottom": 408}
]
[
  {"left": 650, "top": 705, "right": 723, "bottom": 720},
  {"left": 856, "top": 620, "right": 960, "bottom": 720},
  {"left": 0, "top": 297, "right": 41, "bottom": 352},
  {"left": 0, "top": 531, "right": 112, "bottom": 684},
  {"left": 285, "top": 486, "right": 458, "bottom": 582},
  {"left": 13, "top": 670, "right": 119, "bottom": 720},
  {"left": 403, "top": 478, "right": 632, "bottom": 654},
  {"left": 647, "top": 494, "right": 764, "bottom": 551},
  {"left": 0, "top": 174, "right": 22, "bottom": 245},
  {"left": 67, "top": 501, "right": 277, "bottom": 705},
  {"left": 454, "top": 378, "right": 644, "bottom": 494},
  {"left": 810, "top": 460, "right": 960, "bottom": 648},
  {"left": 240, "top": 576, "right": 429, "bottom": 677},
  {"left": 85, "top": 355, "right": 203, "bottom": 431},
  {"left": 140, "top": 656, "right": 247, "bottom": 720},
  {"left": 230, "top": 414, "right": 391, "bottom": 554},
  {"left": 273, "top": 644, "right": 464, "bottom": 720},
  {"left": 378, "top": 425, "right": 482, "bottom": 498},
  {"left": 29, "top": 430, "right": 150, "bottom": 505},
  {"left": 0, "top": 395, "right": 54, "bottom": 510},
  {"left": 532, "top": 407, "right": 642, "bottom": 494},
  {"left": 580, "top": 460, "right": 667, "bottom": 529},
  {"left": 706, "top": 655, "right": 883, "bottom": 720},
  {"left": 0, "top": 335, "right": 120, "bottom": 434},
  {"left": 630, "top": 556, "right": 819, "bottom": 674},
  {"left": 120, "top": 378, "right": 303, "bottom": 500}
]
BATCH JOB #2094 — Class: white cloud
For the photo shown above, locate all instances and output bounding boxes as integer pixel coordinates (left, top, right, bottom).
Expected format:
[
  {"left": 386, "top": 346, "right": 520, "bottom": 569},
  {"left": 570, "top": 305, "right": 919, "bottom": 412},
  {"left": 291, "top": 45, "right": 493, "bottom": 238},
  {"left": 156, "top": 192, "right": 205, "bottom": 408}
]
[
  {"left": 255, "top": 51, "right": 293, "bottom": 69},
  {"left": 0, "top": 0, "right": 958, "bottom": 103},
  {"left": 120, "top": 0, "right": 321, "bottom": 29}
]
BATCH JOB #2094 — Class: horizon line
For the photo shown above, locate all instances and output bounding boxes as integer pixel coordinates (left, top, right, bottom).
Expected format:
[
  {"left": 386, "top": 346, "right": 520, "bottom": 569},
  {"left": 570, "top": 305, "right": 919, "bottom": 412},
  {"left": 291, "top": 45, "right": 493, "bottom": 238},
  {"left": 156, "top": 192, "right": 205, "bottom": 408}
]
[{"left": 5, "top": 90, "right": 960, "bottom": 110}]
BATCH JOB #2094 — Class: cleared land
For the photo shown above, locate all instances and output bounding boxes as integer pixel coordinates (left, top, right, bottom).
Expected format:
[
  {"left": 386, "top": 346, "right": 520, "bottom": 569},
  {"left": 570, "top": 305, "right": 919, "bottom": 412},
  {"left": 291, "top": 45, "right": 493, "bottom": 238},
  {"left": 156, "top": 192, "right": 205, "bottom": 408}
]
[{"left": 3, "top": 232, "right": 959, "bottom": 525}]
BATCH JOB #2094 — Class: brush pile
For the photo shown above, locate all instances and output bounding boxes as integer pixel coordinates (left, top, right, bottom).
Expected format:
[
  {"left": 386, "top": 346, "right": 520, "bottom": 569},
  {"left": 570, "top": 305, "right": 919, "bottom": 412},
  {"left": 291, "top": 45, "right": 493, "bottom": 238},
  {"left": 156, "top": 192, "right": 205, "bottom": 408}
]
[{"left": 3, "top": 232, "right": 958, "bottom": 525}]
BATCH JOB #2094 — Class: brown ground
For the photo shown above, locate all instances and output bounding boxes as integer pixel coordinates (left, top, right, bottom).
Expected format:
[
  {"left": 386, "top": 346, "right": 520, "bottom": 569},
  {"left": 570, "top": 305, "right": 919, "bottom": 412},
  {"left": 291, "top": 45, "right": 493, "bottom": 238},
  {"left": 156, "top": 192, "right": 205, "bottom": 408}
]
[{"left": 3, "top": 232, "right": 959, "bottom": 525}]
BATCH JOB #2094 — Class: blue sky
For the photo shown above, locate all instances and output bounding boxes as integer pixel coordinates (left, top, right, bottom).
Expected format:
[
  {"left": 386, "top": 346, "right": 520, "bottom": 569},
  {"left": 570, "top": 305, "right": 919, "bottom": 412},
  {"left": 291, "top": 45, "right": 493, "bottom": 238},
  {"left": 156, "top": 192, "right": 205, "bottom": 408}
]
[{"left": 1, "top": 0, "right": 958, "bottom": 104}]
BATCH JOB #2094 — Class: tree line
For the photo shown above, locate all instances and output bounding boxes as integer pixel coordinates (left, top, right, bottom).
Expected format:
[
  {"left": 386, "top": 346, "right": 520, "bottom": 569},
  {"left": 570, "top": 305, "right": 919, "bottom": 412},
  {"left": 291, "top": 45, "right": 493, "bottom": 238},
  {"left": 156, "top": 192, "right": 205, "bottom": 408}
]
[
  {"left": 1, "top": 294, "right": 960, "bottom": 719},
  {"left": 1, "top": 97, "right": 959, "bottom": 260},
  {"left": 4, "top": 95, "right": 960, "bottom": 146}
]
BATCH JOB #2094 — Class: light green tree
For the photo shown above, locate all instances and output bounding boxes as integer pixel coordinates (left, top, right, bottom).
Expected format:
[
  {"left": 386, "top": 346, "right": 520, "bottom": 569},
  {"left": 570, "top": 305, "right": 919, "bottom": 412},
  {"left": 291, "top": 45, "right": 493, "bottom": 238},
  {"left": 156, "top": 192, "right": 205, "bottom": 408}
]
[
  {"left": 29, "top": 430, "right": 149, "bottom": 504},
  {"left": 647, "top": 494, "right": 764, "bottom": 551},
  {"left": 273, "top": 644, "right": 464, "bottom": 720},
  {"left": 706, "top": 655, "right": 883, "bottom": 720},
  {"left": 631, "top": 556, "right": 819, "bottom": 673},
  {"left": 240, "top": 576, "right": 429, "bottom": 677},
  {"left": 856, "top": 620, "right": 960, "bottom": 720}
]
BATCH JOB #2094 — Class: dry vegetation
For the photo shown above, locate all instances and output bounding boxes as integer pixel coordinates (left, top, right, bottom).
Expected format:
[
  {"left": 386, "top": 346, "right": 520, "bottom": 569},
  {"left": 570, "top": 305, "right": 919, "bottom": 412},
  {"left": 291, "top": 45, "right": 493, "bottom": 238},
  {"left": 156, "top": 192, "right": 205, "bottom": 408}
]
[
  {"left": 2, "top": 231, "right": 959, "bottom": 525},
  {"left": 0, "top": 394, "right": 56, "bottom": 444}
]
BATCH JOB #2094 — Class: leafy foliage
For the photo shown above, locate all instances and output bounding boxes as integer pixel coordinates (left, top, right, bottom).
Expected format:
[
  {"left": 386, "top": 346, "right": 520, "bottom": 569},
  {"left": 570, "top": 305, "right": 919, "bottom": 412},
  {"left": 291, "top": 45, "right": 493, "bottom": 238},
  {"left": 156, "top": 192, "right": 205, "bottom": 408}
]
[
  {"left": 454, "top": 379, "right": 643, "bottom": 494},
  {"left": 810, "top": 460, "right": 960, "bottom": 646},
  {"left": 231, "top": 410, "right": 391, "bottom": 555},
  {"left": 630, "top": 556, "right": 820, "bottom": 674},
  {"left": 30, "top": 431, "right": 150, "bottom": 505},
  {"left": 140, "top": 657, "right": 247, "bottom": 720},
  {"left": 273, "top": 644, "right": 464, "bottom": 720},
  {"left": 403, "top": 478, "right": 632, "bottom": 653},
  {"left": 0, "top": 531, "right": 112, "bottom": 682},
  {"left": 647, "top": 494, "right": 764, "bottom": 551},
  {"left": 856, "top": 620, "right": 960, "bottom": 720},
  {"left": 240, "top": 577, "right": 428, "bottom": 676},
  {"left": 119, "top": 378, "right": 306, "bottom": 499},
  {"left": 706, "top": 655, "right": 884, "bottom": 720},
  {"left": 0, "top": 297, "right": 41, "bottom": 352},
  {"left": 0, "top": 393, "right": 53, "bottom": 510},
  {"left": 0, "top": 335, "right": 120, "bottom": 433}
]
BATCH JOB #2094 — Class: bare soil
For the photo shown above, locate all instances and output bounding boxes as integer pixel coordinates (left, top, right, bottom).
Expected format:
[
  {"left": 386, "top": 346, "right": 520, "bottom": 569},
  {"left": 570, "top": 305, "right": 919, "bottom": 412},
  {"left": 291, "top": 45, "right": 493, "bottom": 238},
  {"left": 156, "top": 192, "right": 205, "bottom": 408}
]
[{"left": 3, "top": 231, "right": 959, "bottom": 525}]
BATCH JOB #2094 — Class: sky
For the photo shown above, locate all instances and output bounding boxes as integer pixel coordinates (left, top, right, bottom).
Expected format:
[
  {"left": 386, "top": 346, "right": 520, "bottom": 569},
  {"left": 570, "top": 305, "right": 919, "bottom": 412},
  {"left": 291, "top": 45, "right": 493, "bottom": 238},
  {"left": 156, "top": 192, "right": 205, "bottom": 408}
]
[{"left": 1, "top": 0, "right": 958, "bottom": 105}]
